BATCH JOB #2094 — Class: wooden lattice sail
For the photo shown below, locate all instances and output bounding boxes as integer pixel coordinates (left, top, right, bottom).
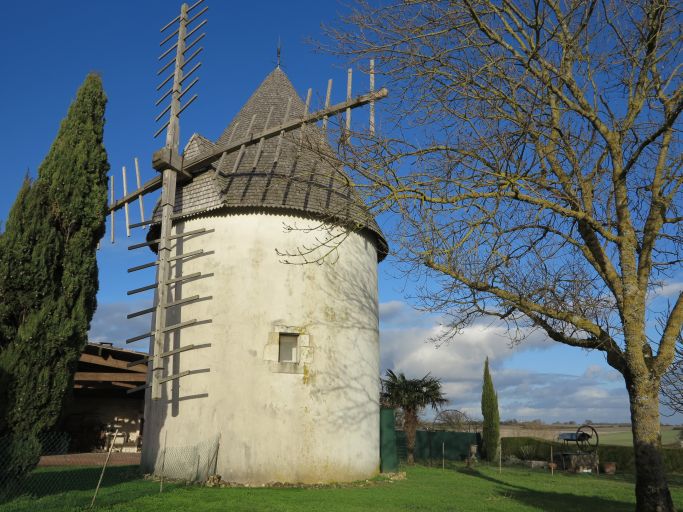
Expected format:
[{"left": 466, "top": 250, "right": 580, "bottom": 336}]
[{"left": 107, "top": 1, "right": 388, "bottom": 405}]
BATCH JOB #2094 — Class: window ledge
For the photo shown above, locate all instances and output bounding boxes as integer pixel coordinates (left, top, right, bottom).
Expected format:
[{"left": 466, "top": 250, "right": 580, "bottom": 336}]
[{"left": 268, "top": 361, "right": 303, "bottom": 374}]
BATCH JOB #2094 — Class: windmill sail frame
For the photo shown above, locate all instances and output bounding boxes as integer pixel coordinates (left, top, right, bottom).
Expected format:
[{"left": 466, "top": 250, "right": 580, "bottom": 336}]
[{"left": 107, "top": 1, "right": 387, "bottom": 403}]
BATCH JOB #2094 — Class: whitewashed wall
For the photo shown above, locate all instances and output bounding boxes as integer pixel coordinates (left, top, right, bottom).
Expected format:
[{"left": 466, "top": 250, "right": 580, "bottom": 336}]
[{"left": 142, "top": 211, "right": 380, "bottom": 484}]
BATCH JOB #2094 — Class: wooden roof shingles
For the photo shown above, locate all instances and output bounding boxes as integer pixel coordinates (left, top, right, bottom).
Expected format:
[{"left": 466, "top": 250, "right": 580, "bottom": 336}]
[{"left": 152, "top": 67, "right": 387, "bottom": 259}]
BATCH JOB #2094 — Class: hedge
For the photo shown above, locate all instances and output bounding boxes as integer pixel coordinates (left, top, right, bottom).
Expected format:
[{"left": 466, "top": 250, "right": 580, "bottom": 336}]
[{"left": 502, "top": 437, "right": 683, "bottom": 473}]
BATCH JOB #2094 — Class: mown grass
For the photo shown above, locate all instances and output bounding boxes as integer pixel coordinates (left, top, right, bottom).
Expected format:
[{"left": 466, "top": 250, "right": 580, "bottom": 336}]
[{"left": 2, "top": 463, "right": 683, "bottom": 511}]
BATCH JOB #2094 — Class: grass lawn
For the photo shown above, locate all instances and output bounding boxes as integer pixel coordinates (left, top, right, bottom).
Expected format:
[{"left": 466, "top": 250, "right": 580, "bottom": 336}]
[
  {"left": 600, "top": 428, "right": 680, "bottom": 447},
  {"left": 2, "top": 464, "right": 683, "bottom": 511}
]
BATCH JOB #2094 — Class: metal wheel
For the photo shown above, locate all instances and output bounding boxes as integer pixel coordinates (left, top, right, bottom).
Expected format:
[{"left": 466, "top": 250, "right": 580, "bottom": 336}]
[{"left": 575, "top": 424, "right": 599, "bottom": 453}]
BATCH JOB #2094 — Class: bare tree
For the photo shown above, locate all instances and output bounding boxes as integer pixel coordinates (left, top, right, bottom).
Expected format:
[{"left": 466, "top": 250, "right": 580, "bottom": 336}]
[
  {"left": 322, "top": 1, "right": 682, "bottom": 510},
  {"left": 661, "top": 341, "right": 683, "bottom": 415},
  {"left": 431, "top": 409, "right": 475, "bottom": 432}
]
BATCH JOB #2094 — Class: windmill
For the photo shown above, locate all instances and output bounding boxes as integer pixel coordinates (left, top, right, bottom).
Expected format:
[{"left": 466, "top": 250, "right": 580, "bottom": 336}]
[
  {"left": 108, "top": 1, "right": 389, "bottom": 483},
  {"left": 107, "top": 0, "right": 211, "bottom": 401}
]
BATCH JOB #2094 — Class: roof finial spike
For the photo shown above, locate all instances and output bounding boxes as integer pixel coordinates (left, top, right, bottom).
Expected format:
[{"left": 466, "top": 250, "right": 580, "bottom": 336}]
[{"left": 276, "top": 36, "right": 281, "bottom": 68}]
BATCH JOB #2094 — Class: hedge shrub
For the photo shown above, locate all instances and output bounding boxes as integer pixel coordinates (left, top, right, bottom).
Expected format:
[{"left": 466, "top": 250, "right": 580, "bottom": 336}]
[{"left": 502, "top": 437, "right": 683, "bottom": 473}]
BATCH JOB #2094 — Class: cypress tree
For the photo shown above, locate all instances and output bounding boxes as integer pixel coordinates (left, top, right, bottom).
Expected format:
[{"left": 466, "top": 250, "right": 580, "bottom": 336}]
[
  {"left": 0, "top": 73, "right": 109, "bottom": 485},
  {"left": 481, "top": 357, "right": 500, "bottom": 462}
]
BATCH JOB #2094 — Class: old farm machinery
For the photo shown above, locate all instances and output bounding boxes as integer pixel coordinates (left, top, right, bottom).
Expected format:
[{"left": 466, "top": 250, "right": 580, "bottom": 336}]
[{"left": 556, "top": 424, "right": 600, "bottom": 472}]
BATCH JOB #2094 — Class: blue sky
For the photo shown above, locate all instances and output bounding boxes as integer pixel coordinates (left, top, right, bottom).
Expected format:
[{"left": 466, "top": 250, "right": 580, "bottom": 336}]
[{"left": 0, "top": 1, "right": 679, "bottom": 424}]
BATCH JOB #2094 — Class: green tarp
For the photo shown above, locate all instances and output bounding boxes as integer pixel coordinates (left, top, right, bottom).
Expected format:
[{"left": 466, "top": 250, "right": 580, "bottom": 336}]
[
  {"left": 380, "top": 408, "right": 480, "bottom": 469},
  {"left": 380, "top": 408, "right": 399, "bottom": 472},
  {"left": 396, "top": 430, "right": 480, "bottom": 461}
]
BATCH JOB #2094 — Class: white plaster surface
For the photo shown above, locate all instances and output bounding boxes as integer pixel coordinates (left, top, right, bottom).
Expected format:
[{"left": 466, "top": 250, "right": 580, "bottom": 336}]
[{"left": 142, "top": 211, "right": 380, "bottom": 484}]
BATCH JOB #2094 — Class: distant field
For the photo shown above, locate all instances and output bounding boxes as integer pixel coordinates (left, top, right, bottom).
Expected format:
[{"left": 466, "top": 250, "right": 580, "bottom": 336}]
[
  {"left": 600, "top": 428, "right": 680, "bottom": 447},
  {"left": 500, "top": 424, "right": 681, "bottom": 448}
]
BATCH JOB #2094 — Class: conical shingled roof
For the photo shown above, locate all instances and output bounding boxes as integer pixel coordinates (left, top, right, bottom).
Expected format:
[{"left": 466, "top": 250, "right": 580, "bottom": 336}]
[{"left": 153, "top": 67, "right": 387, "bottom": 260}]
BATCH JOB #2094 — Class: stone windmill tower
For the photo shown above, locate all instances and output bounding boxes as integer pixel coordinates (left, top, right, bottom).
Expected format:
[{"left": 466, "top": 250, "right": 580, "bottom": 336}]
[
  {"left": 108, "top": 2, "right": 388, "bottom": 484},
  {"left": 141, "top": 66, "right": 387, "bottom": 484}
]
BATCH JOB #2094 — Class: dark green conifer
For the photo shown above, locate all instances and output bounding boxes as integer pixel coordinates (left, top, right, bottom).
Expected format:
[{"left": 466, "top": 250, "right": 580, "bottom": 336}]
[
  {"left": 481, "top": 357, "right": 500, "bottom": 462},
  {"left": 0, "top": 73, "right": 109, "bottom": 485}
]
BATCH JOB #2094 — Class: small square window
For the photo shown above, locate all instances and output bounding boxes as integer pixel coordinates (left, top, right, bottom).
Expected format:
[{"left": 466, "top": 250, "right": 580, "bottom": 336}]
[{"left": 278, "top": 333, "right": 298, "bottom": 363}]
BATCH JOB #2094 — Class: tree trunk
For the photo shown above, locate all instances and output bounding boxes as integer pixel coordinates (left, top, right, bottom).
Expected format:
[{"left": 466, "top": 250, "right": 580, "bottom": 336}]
[
  {"left": 405, "top": 410, "right": 417, "bottom": 466},
  {"left": 627, "top": 374, "right": 675, "bottom": 512}
]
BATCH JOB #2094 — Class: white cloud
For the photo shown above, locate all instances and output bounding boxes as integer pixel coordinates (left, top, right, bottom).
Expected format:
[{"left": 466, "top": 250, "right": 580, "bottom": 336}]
[
  {"left": 379, "top": 300, "right": 433, "bottom": 329},
  {"left": 378, "top": 300, "right": 405, "bottom": 321},
  {"left": 88, "top": 300, "right": 151, "bottom": 352},
  {"left": 378, "top": 300, "right": 631, "bottom": 423},
  {"left": 658, "top": 282, "right": 683, "bottom": 297},
  {"left": 649, "top": 280, "right": 683, "bottom": 300},
  {"left": 380, "top": 302, "right": 550, "bottom": 380}
]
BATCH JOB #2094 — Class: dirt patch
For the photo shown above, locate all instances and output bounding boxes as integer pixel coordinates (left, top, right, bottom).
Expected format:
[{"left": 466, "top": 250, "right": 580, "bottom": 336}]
[{"left": 38, "top": 452, "right": 141, "bottom": 467}]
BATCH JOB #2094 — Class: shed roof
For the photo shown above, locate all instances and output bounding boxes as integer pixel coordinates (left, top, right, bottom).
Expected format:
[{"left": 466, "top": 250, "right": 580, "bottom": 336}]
[{"left": 151, "top": 67, "right": 387, "bottom": 260}]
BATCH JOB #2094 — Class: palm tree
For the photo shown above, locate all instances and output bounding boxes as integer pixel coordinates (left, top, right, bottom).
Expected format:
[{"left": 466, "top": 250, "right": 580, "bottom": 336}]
[{"left": 382, "top": 370, "right": 448, "bottom": 465}]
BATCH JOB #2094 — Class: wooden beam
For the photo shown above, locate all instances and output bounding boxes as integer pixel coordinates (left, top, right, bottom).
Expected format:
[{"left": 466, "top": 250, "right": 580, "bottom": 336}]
[
  {"left": 109, "top": 175, "right": 115, "bottom": 243},
  {"left": 108, "top": 174, "right": 162, "bottom": 214},
  {"left": 74, "top": 372, "right": 147, "bottom": 382},
  {"left": 323, "top": 78, "right": 332, "bottom": 131},
  {"left": 80, "top": 353, "right": 147, "bottom": 373},
  {"left": 105, "top": 87, "right": 389, "bottom": 216},
  {"left": 111, "top": 381, "right": 138, "bottom": 389},
  {"left": 152, "top": 0, "right": 187, "bottom": 400},
  {"left": 134, "top": 157, "right": 146, "bottom": 224},
  {"left": 346, "top": 68, "right": 352, "bottom": 132},
  {"left": 185, "top": 87, "right": 388, "bottom": 173},
  {"left": 369, "top": 59, "right": 375, "bottom": 135},
  {"left": 122, "top": 166, "right": 130, "bottom": 237},
  {"left": 273, "top": 97, "right": 292, "bottom": 164}
]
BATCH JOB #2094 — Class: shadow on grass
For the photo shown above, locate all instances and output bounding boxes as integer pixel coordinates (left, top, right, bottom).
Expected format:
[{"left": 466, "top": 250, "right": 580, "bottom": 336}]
[
  {"left": 456, "top": 467, "right": 632, "bottom": 512},
  {"left": 13, "top": 465, "right": 141, "bottom": 497},
  {"left": 0, "top": 464, "right": 163, "bottom": 510}
]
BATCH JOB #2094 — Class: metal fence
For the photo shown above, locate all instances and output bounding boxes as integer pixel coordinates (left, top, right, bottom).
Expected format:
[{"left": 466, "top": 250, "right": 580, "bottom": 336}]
[
  {"left": 395, "top": 430, "right": 481, "bottom": 467},
  {"left": 148, "top": 435, "right": 220, "bottom": 483},
  {"left": 0, "top": 432, "right": 219, "bottom": 511}
]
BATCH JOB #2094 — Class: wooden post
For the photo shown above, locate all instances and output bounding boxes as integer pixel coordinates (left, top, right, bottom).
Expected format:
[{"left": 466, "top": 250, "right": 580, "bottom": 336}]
[
  {"left": 109, "top": 175, "right": 115, "bottom": 244},
  {"left": 346, "top": 68, "right": 352, "bottom": 133},
  {"left": 90, "top": 428, "right": 119, "bottom": 508},
  {"left": 298, "top": 88, "right": 312, "bottom": 149},
  {"left": 252, "top": 105, "right": 274, "bottom": 169},
  {"left": 134, "top": 157, "right": 145, "bottom": 226},
  {"left": 231, "top": 114, "right": 256, "bottom": 173},
  {"left": 273, "top": 97, "right": 292, "bottom": 164},
  {"left": 305, "top": 88, "right": 312, "bottom": 112},
  {"left": 369, "top": 59, "right": 375, "bottom": 135},
  {"left": 499, "top": 442, "right": 502, "bottom": 473},
  {"left": 152, "top": 2, "right": 188, "bottom": 401},
  {"left": 551, "top": 445, "right": 554, "bottom": 476},
  {"left": 226, "top": 120, "right": 239, "bottom": 144},
  {"left": 442, "top": 441, "right": 445, "bottom": 471},
  {"left": 322, "top": 78, "right": 332, "bottom": 132},
  {"left": 122, "top": 166, "right": 130, "bottom": 237}
]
